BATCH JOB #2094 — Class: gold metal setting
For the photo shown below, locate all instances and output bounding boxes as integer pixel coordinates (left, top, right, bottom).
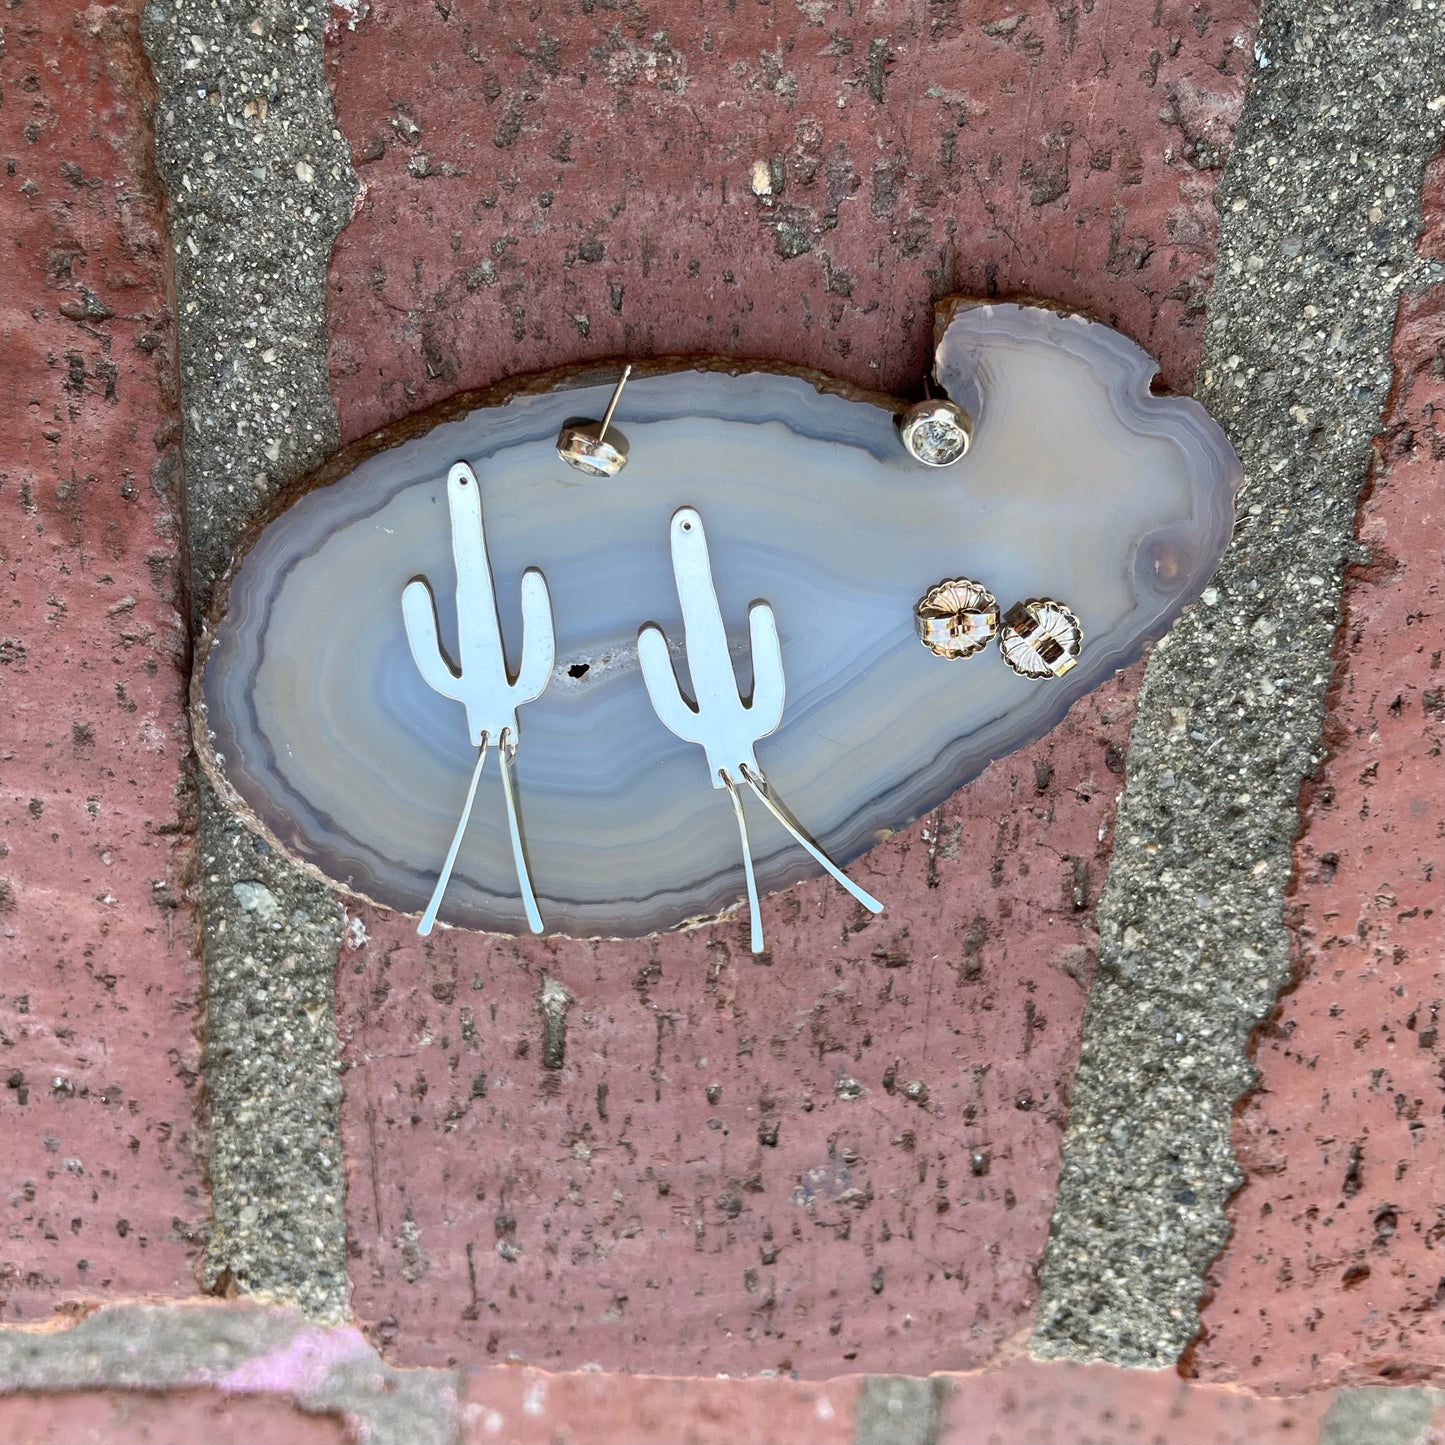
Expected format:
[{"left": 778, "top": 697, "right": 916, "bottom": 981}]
[
  {"left": 899, "top": 399, "right": 972, "bottom": 467},
  {"left": 997, "top": 598, "right": 1083, "bottom": 679},
  {"left": 915, "top": 578, "right": 999, "bottom": 659},
  {"left": 556, "top": 364, "right": 633, "bottom": 476}
]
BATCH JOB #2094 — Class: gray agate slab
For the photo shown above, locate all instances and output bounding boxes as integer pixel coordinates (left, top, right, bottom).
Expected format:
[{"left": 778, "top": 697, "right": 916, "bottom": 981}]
[{"left": 196, "top": 301, "right": 1240, "bottom": 939}]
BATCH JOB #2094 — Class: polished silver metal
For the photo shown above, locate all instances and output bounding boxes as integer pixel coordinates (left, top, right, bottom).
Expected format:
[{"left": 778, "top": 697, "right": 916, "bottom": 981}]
[
  {"left": 997, "top": 597, "right": 1083, "bottom": 679},
  {"left": 637, "top": 507, "right": 784, "bottom": 785},
  {"left": 556, "top": 364, "right": 633, "bottom": 476},
  {"left": 497, "top": 728, "right": 542, "bottom": 934},
  {"left": 738, "top": 764, "right": 883, "bottom": 917},
  {"left": 417, "top": 741, "right": 487, "bottom": 937},
  {"left": 638, "top": 505, "right": 884, "bottom": 952},
  {"left": 402, "top": 460, "right": 555, "bottom": 935},
  {"left": 721, "top": 770, "right": 764, "bottom": 954},
  {"left": 899, "top": 398, "right": 972, "bottom": 466}
]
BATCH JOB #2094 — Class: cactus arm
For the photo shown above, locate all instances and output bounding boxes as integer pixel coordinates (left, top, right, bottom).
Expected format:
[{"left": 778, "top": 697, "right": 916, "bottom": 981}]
[
  {"left": 745, "top": 601, "right": 785, "bottom": 737},
  {"left": 402, "top": 578, "right": 464, "bottom": 700},
  {"left": 638, "top": 623, "right": 704, "bottom": 745},
  {"left": 510, "top": 567, "right": 556, "bottom": 703}
]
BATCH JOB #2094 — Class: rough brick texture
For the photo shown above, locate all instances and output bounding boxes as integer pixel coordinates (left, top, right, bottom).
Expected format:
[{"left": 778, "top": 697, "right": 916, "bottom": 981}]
[
  {"left": 936, "top": 1359, "right": 1336, "bottom": 1445},
  {"left": 323, "top": 0, "right": 1253, "bottom": 435},
  {"left": 1192, "top": 276, "right": 1444, "bottom": 1390},
  {"left": 0, "top": 1389, "right": 348, "bottom": 1445},
  {"left": 0, "top": 3, "right": 202, "bottom": 1317},
  {"left": 463, "top": 1366, "right": 855, "bottom": 1445}
]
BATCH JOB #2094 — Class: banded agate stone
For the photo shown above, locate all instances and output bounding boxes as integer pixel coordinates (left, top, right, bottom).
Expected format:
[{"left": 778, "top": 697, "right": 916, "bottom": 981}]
[{"left": 196, "top": 301, "right": 1240, "bottom": 938}]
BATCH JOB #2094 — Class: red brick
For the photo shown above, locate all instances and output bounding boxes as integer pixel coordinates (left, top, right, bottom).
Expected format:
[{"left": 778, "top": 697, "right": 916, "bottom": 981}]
[
  {"left": 935, "top": 1360, "right": 1333, "bottom": 1445},
  {"left": 0, "top": 1389, "right": 349, "bottom": 1445},
  {"left": 1192, "top": 276, "right": 1444, "bottom": 1389},
  {"left": 324, "top": 0, "right": 1252, "bottom": 1373},
  {"left": 323, "top": 0, "right": 1254, "bottom": 442},
  {"left": 0, "top": 7, "right": 202, "bottom": 1312},
  {"left": 1416, "top": 146, "right": 1444, "bottom": 264},
  {"left": 339, "top": 675, "right": 1136, "bottom": 1375},
  {"left": 462, "top": 1366, "right": 854, "bottom": 1445}
]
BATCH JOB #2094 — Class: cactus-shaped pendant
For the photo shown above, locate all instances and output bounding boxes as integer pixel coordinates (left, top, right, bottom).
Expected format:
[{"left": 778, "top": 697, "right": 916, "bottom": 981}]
[
  {"left": 637, "top": 506, "right": 884, "bottom": 953},
  {"left": 402, "top": 461, "right": 555, "bottom": 935}
]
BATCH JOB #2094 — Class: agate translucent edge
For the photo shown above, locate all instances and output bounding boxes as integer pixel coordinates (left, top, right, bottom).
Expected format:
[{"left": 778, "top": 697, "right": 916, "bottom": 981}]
[{"left": 195, "top": 302, "right": 1240, "bottom": 939}]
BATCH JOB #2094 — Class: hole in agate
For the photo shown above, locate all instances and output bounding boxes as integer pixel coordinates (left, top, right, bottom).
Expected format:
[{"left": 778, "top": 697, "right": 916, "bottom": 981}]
[{"left": 568, "top": 662, "right": 590, "bottom": 679}]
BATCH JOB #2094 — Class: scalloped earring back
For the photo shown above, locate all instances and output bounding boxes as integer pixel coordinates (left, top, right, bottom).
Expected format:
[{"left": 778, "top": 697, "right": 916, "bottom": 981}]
[
  {"left": 998, "top": 598, "right": 1083, "bottom": 678},
  {"left": 916, "top": 578, "right": 999, "bottom": 658}
]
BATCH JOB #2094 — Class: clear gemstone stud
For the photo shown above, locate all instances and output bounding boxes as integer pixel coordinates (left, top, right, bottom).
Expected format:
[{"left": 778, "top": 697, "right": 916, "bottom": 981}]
[{"left": 899, "top": 399, "right": 972, "bottom": 467}]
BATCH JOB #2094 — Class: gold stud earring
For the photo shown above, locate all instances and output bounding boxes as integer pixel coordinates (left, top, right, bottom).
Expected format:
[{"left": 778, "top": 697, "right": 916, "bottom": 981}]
[
  {"left": 898, "top": 376, "right": 973, "bottom": 467},
  {"left": 556, "top": 364, "right": 633, "bottom": 476}
]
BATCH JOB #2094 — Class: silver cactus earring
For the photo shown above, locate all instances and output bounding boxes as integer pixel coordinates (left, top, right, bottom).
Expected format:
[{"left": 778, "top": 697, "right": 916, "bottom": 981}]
[
  {"left": 997, "top": 598, "right": 1083, "bottom": 678},
  {"left": 637, "top": 506, "right": 884, "bottom": 953},
  {"left": 556, "top": 364, "right": 633, "bottom": 477},
  {"left": 402, "top": 460, "right": 556, "bottom": 935}
]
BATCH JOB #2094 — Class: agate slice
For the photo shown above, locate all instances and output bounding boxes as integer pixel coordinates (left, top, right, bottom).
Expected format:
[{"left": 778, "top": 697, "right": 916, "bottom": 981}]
[{"left": 196, "top": 301, "right": 1241, "bottom": 939}]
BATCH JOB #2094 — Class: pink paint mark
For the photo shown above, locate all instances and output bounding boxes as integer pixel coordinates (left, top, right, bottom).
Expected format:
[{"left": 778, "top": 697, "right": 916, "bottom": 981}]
[{"left": 218, "top": 1326, "right": 374, "bottom": 1396}]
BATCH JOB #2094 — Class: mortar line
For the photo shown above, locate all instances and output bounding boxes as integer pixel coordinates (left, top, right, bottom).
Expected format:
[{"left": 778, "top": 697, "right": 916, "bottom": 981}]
[
  {"left": 1031, "top": 0, "right": 1444, "bottom": 1366},
  {"left": 141, "top": 0, "right": 359, "bottom": 1321}
]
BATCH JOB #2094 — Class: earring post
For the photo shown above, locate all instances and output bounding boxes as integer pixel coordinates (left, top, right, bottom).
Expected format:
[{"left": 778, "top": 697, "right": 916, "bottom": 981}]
[
  {"left": 498, "top": 728, "right": 544, "bottom": 934},
  {"left": 419, "top": 740, "right": 489, "bottom": 936},
  {"left": 597, "top": 363, "right": 632, "bottom": 442},
  {"left": 721, "top": 770, "right": 765, "bottom": 952},
  {"left": 740, "top": 764, "right": 884, "bottom": 915}
]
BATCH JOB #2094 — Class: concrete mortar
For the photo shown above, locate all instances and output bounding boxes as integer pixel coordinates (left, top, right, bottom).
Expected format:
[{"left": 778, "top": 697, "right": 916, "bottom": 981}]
[
  {"left": 0, "top": 1304, "right": 460, "bottom": 1445},
  {"left": 140, "top": 0, "right": 358, "bottom": 1319},
  {"left": 1318, "top": 1387, "right": 1445, "bottom": 1445},
  {"left": 853, "top": 1376, "right": 945, "bottom": 1445},
  {"left": 1033, "top": 0, "right": 1444, "bottom": 1366}
]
